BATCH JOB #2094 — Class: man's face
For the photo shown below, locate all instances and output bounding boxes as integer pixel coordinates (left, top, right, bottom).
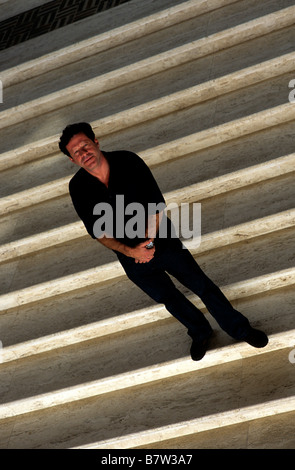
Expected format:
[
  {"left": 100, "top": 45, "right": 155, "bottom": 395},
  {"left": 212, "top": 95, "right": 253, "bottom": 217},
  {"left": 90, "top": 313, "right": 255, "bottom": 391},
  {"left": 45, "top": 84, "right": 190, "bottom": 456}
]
[{"left": 66, "top": 132, "right": 101, "bottom": 171}]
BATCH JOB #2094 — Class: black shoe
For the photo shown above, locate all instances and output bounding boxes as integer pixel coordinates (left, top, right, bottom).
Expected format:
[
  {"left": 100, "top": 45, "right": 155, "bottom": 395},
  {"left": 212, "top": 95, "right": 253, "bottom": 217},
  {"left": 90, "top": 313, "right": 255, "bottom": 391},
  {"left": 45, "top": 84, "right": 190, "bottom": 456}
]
[
  {"left": 190, "top": 333, "right": 212, "bottom": 361},
  {"left": 243, "top": 328, "right": 268, "bottom": 348}
]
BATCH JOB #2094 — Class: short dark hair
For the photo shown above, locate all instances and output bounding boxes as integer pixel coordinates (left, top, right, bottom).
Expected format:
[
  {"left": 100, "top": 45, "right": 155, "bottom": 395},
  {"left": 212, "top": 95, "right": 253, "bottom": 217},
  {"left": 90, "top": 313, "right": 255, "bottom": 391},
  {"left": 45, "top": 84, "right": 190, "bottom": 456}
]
[{"left": 59, "top": 122, "right": 95, "bottom": 157}]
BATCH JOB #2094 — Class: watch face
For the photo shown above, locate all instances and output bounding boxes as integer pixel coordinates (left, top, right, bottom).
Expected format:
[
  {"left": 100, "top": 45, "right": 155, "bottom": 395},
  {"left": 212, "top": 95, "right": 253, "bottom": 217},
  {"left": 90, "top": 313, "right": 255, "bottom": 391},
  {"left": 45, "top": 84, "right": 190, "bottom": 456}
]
[{"left": 146, "top": 242, "right": 154, "bottom": 249}]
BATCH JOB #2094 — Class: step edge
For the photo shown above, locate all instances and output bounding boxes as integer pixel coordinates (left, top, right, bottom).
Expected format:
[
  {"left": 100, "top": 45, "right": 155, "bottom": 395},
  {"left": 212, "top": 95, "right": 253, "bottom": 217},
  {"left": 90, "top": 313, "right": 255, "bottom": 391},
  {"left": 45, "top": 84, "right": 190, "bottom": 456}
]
[
  {"left": 1, "top": 227, "right": 294, "bottom": 312},
  {"left": 1, "top": 265, "right": 295, "bottom": 355},
  {"left": 75, "top": 392, "right": 295, "bottom": 449},
  {"left": 1, "top": 50, "right": 294, "bottom": 171},
  {"left": 0, "top": 6, "right": 294, "bottom": 131},
  {"left": 1, "top": 0, "right": 234, "bottom": 86},
  {"left": 0, "top": 189, "right": 294, "bottom": 264},
  {"left": 0, "top": 329, "right": 294, "bottom": 422},
  {"left": 1, "top": 109, "right": 294, "bottom": 215}
]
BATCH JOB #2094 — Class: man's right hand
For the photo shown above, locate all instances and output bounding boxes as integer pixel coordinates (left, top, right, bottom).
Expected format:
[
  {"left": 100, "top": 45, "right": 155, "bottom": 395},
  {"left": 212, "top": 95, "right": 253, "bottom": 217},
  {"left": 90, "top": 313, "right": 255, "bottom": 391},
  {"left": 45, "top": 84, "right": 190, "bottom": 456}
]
[{"left": 97, "top": 235, "right": 155, "bottom": 264}]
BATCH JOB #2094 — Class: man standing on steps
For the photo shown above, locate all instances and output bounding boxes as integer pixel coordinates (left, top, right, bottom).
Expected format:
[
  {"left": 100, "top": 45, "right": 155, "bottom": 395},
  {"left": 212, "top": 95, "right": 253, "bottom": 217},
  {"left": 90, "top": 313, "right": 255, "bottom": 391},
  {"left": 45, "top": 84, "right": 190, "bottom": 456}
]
[{"left": 59, "top": 122, "right": 268, "bottom": 361}]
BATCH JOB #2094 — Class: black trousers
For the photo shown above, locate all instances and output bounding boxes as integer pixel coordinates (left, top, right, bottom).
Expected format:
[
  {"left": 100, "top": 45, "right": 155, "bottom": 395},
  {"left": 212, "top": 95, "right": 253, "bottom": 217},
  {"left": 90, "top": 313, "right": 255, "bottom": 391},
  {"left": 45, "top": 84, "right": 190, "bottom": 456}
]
[{"left": 117, "top": 237, "right": 251, "bottom": 342}]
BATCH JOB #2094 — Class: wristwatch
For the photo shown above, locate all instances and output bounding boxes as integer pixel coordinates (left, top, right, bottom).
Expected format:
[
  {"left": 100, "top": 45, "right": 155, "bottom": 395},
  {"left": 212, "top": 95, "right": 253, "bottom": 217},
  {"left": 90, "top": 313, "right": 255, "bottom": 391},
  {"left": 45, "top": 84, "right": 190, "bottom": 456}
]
[{"left": 145, "top": 241, "right": 154, "bottom": 249}]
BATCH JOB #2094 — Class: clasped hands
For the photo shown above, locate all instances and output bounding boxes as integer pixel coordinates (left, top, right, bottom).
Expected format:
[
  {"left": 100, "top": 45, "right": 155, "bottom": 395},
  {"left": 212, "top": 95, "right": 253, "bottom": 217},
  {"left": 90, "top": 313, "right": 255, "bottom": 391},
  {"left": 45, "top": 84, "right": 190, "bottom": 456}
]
[{"left": 133, "top": 239, "right": 155, "bottom": 264}]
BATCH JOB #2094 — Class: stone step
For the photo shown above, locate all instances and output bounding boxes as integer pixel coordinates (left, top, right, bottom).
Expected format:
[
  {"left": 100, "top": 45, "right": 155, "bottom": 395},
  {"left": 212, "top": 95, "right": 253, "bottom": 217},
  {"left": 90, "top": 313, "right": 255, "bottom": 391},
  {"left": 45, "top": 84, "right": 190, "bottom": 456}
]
[
  {"left": 1, "top": 151, "right": 294, "bottom": 296},
  {"left": 79, "top": 395, "right": 295, "bottom": 449},
  {"left": 2, "top": 19, "right": 295, "bottom": 167},
  {"left": 1, "top": 109, "right": 294, "bottom": 214},
  {"left": 0, "top": 168, "right": 294, "bottom": 275},
  {"left": 0, "top": 0, "right": 294, "bottom": 450},
  {"left": 0, "top": 0, "right": 239, "bottom": 86},
  {"left": 1, "top": 161, "right": 294, "bottom": 296},
  {"left": 0, "top": 193, "right": 294, "bottom": 330},
  {"left": 0, "top": 255, "right": 293, "bottom": 354},
  {"left": 1, "top": 220, "right": 294, "bottom": 308},
  {"left": 1, "top": 265, "right": 294, "bottom": 364},
  {"left": 0, "top": 4, "right": 294, "bottom": 138},
  {"left": 1, "top": 198, "right": 293, "bottom": 263},
  {"left": 1, "top": 35, "right": 295, "bottom": 170},
  {"left": 1, "top": 117, "right": 294, "bottom": 251},
  {"left": 1, "top": 211, "right": 293, "bottom": 348},
  {"left": 0, "top": 329, "right": 293, "bottom": 421},
  {"left": 1, "top": 342, "right": 294, "bottom": 448}
]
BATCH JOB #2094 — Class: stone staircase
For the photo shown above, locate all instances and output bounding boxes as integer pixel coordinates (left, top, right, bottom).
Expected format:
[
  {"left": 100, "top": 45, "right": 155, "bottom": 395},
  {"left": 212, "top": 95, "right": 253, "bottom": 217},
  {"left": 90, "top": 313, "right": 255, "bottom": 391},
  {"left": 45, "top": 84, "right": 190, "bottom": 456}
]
[{"left": 0, "top": 0, "right": 294, "bottom": 449}]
